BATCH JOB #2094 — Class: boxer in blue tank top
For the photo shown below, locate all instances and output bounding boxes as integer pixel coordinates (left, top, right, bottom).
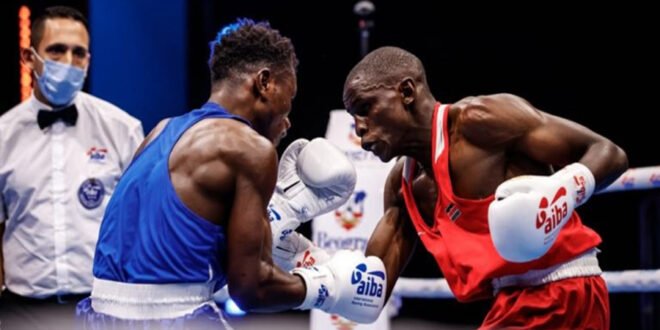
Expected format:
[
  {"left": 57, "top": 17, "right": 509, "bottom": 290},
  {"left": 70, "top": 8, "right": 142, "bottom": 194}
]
[{"left": 76, "top": 18, "right": 380, "bottom": 329}]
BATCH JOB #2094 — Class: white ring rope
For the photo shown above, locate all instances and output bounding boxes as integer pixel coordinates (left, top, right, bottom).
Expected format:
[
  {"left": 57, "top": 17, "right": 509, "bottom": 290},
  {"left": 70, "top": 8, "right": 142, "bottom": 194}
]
[
  {"left": 393, "top": 270, "right": 660, "bottom": 298},
  {"left": 395, "top": 166, "right": 660, "bottom": 298},
  {"left": 602, "top": 270, "right": 660, "bottom": 293},
  {"left": 598, "top": 166, "right": 660, "bottom": 194}
]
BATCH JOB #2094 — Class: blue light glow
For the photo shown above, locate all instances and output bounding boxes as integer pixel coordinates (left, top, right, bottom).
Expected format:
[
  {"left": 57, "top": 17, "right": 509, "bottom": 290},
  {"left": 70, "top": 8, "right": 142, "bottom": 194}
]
[{"left": 225, "top": 298, "right": 247, "bottom": 316}]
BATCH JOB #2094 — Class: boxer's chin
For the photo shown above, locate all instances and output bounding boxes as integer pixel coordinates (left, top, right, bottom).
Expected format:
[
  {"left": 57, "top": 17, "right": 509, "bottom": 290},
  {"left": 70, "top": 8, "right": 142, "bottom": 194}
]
[
  {"left": 372, "top": 143, "right": 392, "bottom": 162},
  {"left": 272, "top": 131, "right": 288, "bottom": 147},
  {"left": 377, "top": 152, "right": 394, "bottom": 163},
  {"left": 272, "top": 136, "right": 283, "bottom": 147}
]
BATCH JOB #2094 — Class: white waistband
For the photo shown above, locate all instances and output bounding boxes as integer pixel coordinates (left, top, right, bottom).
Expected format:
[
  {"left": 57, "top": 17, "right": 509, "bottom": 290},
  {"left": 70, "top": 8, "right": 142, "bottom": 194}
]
[
  {"left": 91, "top": 278, "right": 217, "bottom": 320},
  {"left": 492, "top": 248, "right": 602, "bottom": 295}
]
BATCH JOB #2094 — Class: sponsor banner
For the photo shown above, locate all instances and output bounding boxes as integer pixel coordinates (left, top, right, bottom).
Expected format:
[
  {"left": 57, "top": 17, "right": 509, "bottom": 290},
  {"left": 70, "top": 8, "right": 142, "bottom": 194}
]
[{"left": 311, "top": 110, "right": 395, "bottom": 330}]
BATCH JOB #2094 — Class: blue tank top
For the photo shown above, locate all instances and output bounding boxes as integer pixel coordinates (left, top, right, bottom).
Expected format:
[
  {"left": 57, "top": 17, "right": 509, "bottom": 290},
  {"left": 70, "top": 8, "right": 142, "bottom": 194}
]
[{"left": 93, "top": 102, "right": 250, "bottom": 289}]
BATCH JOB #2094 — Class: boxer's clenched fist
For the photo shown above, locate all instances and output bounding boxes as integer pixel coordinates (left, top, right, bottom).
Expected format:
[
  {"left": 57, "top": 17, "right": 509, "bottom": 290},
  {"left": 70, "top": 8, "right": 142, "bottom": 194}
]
[
  {"left": 489, "top": 163, "right": 595, "bottom": 262},
  {"left": 268, "top": 138, "right": 356, "bottom": 250}
]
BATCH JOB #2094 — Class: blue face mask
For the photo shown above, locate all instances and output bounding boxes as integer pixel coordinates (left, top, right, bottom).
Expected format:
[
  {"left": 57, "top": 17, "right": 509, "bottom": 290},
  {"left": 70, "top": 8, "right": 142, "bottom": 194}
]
[{"left": 32, "top": 48, "right": 87, "bottom": 106}]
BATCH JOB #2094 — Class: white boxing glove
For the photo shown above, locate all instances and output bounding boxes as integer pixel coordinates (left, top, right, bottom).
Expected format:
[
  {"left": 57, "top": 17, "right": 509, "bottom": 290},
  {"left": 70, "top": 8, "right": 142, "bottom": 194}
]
[
  {"left": 269, "top": 138, "right": 357, "bottom": 243},
  {"left": 488, "top": 163, "right": 596, "bottom": 263},
  {"left": 272, "top": 232, "right": 331, "bottom": 271},
  {"left": 292, "top": 250, "right": 387, "bottom": 324}
]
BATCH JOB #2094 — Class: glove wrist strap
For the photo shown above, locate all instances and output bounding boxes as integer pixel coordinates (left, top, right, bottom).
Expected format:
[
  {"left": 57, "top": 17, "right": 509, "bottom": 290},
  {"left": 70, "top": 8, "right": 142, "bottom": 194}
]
[
  {"left": 560, "top": 162, "right": 596, "bottom": 207},
  {"left": 291, "top": 267, "right": 333, "bottom": 311}
]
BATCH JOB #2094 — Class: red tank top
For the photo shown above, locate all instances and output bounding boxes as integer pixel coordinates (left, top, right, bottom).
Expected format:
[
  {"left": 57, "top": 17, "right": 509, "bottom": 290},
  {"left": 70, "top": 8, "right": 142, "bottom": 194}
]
[{"left": 401, "top": 103, "right": 602, "bottom": 302}]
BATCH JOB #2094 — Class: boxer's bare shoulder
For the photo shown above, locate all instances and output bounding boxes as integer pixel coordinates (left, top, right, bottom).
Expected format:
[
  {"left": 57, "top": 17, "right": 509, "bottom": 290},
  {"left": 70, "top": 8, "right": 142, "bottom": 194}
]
[
  {"left": 453, "top": 93, "right": 543, "bottom": 149},
  {"left": 171, "top": 118, "right": 277, "bottom": 224}
]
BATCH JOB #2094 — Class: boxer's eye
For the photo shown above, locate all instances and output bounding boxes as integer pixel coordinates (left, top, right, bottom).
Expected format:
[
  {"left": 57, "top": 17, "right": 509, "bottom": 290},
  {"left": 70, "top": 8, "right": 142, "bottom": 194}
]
[{"left": 354, "top": 103, "right": 369, "bottom": 117}]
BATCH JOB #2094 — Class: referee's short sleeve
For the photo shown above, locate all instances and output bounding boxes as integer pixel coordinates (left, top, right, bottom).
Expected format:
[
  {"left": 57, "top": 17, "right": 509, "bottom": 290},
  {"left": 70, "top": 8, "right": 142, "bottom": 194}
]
[{"left": 121, "top": 121, "right": 145, "bottom": 172}]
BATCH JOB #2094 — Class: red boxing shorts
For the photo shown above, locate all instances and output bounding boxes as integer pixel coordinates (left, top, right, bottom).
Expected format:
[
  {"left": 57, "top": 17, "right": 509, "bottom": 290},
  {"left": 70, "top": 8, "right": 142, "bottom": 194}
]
[{"left": 480, "top": 276, "right": 609, "bottom": 330}]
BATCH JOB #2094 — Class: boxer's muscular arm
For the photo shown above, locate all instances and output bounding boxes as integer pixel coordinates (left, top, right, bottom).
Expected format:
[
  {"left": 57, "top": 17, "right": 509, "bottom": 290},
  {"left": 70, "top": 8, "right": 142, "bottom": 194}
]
[
  {"left": 365, "top": 160, "right": 418, "bottom": 302},
  {"left": 460, "top": 93, "right": 627, "bottom": 188},
  {"left": 225, "top": 135, "right": 305, "bottom": 312}
]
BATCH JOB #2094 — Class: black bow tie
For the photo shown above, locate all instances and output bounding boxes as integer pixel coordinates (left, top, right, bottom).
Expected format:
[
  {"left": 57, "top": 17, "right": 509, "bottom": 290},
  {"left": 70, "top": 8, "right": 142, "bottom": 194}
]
[{"left": 37, "top": 105, "right": 78, "bottom": 130}]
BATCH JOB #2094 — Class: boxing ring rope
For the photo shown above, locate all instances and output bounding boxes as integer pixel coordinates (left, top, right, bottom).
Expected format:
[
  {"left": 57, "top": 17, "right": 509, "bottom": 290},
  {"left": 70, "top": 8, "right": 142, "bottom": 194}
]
[
  {"left": 394, "top": 166, "right": 660, "bottom": 298},
  {"left": 393, "top": 270, "right": 660, "bottom": 298},
  {"left": 597, "top": 166, "right": 660, "bottom": 194}
]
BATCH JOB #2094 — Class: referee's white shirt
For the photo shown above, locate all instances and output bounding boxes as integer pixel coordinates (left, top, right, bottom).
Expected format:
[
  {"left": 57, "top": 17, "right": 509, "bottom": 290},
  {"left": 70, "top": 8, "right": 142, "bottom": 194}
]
[{"left": 0, "top": 92, "right": 144, "bottom": 298}]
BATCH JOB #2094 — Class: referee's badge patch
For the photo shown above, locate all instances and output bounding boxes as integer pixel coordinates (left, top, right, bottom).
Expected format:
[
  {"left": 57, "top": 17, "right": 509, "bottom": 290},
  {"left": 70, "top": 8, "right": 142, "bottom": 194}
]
[
  {"left": 87, "top": 147, "right": 108, "bottom": 163},
  {"left": 78, "top": 178, "right": 105, "bottom": 209}
]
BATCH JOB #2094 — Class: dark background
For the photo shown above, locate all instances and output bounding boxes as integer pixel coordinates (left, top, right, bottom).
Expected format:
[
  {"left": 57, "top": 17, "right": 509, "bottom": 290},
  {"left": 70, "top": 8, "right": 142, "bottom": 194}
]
[{"left": 2, "top": 1, "right": 659, "bottom": 329}]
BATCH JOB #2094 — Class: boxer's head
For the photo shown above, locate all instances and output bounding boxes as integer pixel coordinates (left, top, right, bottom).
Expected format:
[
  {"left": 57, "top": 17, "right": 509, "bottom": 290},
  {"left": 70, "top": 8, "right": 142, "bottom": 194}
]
[
  {"left": 343, "top": 46, "right": 431, "bottom": 161},
  {"left": 209, "top": 18, "right": 298, "bottom": 145}
]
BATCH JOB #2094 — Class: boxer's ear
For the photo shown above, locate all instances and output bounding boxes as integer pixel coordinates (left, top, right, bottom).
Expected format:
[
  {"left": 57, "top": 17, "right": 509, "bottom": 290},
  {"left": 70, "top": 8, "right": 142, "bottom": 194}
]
[
  {"left": 254, "top": 68, "right": 272, "bottom": 100},
  {"left": 399, "top": 77, "right": 415, "bottom": 109}
]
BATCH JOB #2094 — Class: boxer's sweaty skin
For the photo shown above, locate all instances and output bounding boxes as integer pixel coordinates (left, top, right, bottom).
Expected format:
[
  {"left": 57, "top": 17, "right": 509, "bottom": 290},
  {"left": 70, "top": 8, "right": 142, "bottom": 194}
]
[
  {"left": 346, "top": 85, "right": 626, "bottom": 303},
  {"left": 129, "top": 65, "right": 306, "bottom": 312}
]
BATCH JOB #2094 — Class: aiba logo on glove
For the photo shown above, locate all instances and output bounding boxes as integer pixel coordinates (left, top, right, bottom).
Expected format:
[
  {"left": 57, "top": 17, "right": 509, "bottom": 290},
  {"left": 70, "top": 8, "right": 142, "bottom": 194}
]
[
  {"left": 267, "top": 204, "right": 281, "bottom": 222},
  {"left": 351, "top": 263, "right": 384, "bottom": 298},
  {"left": 315, "top": 284, "right": 330, "bottom": 308},
  {"left": 297, "top": 250, "right": 317, "bottom": 268},
  {"left": 535, "top": 187, "right": 569, "bottom": 236},
  {"left": 573, "top": 175, "right": 589, "bottom": 205}
]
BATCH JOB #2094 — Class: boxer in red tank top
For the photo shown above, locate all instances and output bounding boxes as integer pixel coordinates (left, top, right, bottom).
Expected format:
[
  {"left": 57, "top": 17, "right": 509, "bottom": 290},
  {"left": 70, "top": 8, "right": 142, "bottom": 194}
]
[{"left": 343, "top": 46, "right": 627, "bottom": 329}]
